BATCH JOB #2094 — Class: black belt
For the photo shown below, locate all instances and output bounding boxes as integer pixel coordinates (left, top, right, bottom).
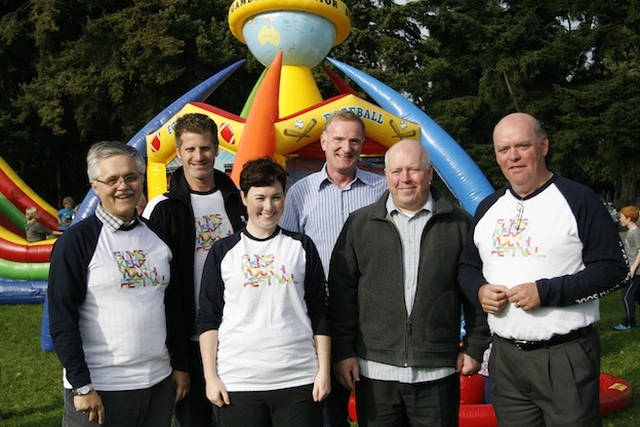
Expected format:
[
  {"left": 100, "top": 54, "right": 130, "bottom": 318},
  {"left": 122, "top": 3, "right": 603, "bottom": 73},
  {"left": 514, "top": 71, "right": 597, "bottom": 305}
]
[{"left": 496, "top": 325, "right": 593, "bottom": 351}]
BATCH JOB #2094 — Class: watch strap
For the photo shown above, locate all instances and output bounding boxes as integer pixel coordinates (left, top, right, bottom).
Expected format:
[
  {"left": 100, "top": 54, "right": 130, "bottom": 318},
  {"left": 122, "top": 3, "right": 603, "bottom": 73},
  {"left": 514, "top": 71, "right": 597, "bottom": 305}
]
[{"left": 72, "top": 384, "right": 94, "bottom": 396}]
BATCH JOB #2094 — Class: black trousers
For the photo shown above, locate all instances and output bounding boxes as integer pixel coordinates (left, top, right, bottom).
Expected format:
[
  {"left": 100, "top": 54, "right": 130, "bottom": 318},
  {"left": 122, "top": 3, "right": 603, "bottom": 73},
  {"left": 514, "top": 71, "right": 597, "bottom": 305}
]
[
  {"left": 322, "top": 373, "right": 351, "bottom": 427},
  {"left": 63, "top": 375, "right": 174, "bottom": 427},
  {"left": 620, "top": 274, "right": 640, "bottom": 326},
  {"left": 356, "top": 374, "right": 459, "bottom": 427},
  {"left": 214, "top": 384, "right": 322, "bottom": 427},
  {"left": 174, "top": 340, "right": 215, "bottom": 427}
]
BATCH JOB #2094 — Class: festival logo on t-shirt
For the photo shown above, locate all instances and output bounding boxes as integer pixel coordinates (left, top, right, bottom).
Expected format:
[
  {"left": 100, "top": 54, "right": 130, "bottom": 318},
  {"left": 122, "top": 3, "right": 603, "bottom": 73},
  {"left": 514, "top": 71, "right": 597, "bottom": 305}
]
[
  {"left": 114, "top": 249, "right": 167, "bottom": 289},
  {"left": 241, "top": 253, "right": 296, "bottom": 288},
  {"left": 195, "top": 214, "right": 233, "bottom": 252},
  {"left": 490, "top": 218, "right": 541, "bottom": 258}
]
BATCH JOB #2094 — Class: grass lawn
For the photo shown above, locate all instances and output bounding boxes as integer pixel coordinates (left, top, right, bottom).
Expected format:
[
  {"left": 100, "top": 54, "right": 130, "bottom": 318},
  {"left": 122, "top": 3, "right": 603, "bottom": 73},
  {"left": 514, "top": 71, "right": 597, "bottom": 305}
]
[
  {"left": 0, "top": 304, "right": 63, "bottom": 426},
  {"left": 1, "top": 292, "right": 639, "bottom": 426}
]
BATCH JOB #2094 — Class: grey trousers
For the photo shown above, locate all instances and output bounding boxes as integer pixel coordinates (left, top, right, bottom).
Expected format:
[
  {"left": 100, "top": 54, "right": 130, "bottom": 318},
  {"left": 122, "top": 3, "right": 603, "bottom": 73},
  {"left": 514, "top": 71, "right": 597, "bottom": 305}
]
[{"left": 490, "top": 327, "right": 601, "bottom": 427}]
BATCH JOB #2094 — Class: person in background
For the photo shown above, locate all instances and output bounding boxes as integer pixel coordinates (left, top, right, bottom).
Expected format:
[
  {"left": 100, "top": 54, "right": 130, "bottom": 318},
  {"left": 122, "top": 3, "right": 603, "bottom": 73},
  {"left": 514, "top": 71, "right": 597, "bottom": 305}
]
[
  {"left": 198, "top": 157, "right": 330, "bottom": 427},
  {"left": 459, "top": 112, "right": 629, "bottom": 426},
  {"left": 57, "top": 196, "right": 76, "bottom": 231},
  {"left": 143, "top": 113, "right": 246, "bottom": 427},
  {"left": 48, "top": 141, "right": 189, "bottom": 426},
  {"left": 25, "top": 207, "right": 62, "bottom": 242},
  {"left": 329, "top": 140, "right": 489, "bottom": 427},
  {"left": 478, "top": 343, "right": 492, "bottom": 404},
  {"left": 136, "top": 194, "right": 147, "bottom": 217},
  {"left": 280, "top": 110, "right": 386, "bottom": 427},
  {"left": 614, "top": 205, "right": 640, "bottom": 330}
]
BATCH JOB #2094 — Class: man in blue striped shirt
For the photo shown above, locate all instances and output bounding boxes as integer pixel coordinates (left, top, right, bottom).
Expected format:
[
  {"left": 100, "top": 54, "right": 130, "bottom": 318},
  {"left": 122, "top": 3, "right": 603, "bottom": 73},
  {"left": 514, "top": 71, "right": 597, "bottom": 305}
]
[{"left": 280, "top": 110, "right": 386, "bottom": 427}]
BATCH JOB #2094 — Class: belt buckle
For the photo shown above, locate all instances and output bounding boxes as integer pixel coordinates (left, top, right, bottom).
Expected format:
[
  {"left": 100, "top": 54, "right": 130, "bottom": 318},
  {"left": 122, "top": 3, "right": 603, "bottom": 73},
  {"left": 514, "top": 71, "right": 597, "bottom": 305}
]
[
  {"left": 513, "top": 339, "right": 529, "bottom": 351},
  {"left": 513, "top": 339, "right": 545, "bottom": 351}
]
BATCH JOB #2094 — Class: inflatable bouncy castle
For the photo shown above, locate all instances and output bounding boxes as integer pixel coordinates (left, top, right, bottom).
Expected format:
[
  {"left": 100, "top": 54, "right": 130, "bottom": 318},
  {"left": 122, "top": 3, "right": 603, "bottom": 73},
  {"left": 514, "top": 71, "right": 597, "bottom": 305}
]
[
  {"left": 0, "top": 156, "right": 57, "bottom": 304},
  {"left": 1, "top": 1, "right": 630, "bottom": 423}
]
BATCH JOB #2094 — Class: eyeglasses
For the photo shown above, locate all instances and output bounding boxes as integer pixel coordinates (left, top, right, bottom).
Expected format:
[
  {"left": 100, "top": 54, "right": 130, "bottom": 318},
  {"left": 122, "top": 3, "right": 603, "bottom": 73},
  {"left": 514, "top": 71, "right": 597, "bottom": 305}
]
[
  {"left": 514, "top": 199, "right": 524, "bottom": 230},
  {"left": 94, "top": 173, "right": 143, "bottom": 187}
]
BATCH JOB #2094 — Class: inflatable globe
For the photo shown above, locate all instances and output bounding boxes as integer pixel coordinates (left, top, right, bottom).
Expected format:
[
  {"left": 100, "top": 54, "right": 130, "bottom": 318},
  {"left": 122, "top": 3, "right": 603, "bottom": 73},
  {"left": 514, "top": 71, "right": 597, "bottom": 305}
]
[{"left": 242, "top": 11, "right": 336, "bottom": 68}]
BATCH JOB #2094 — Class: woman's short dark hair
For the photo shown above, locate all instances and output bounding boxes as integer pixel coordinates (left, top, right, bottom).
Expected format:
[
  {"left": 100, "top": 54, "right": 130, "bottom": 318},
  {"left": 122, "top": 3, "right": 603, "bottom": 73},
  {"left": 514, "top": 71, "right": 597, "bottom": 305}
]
[{"left": 240, "top": 157, "right": 288, "bottom": 194}]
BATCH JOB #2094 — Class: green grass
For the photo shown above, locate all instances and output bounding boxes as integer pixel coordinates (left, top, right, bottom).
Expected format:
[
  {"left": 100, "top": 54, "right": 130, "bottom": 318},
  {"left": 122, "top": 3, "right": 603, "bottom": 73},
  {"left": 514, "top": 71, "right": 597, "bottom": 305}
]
[
  {"left": 599, "top": 291, "right": 640, "bottom": 426},
  {"left": 0, "top": 304, "right": 63, "bottom": 426},
  {"left": 1, "top": 294, "right": 638, "bottom": 426}
]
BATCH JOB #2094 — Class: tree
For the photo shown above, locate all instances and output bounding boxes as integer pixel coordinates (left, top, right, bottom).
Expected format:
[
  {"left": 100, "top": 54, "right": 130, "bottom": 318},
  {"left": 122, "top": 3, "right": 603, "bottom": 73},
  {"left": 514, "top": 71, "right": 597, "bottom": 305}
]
[
  {"left": 333, "top": 0, "right": 640, "bottom": 200},
  {"left": 1, "top": 0, "right": 258, "bottom": 205},
  {"left": 1, "top": 0, "right": 639, "bottom": 205},
  {"left": 553, "top": 2, "right": 640, "bottom": 204}
]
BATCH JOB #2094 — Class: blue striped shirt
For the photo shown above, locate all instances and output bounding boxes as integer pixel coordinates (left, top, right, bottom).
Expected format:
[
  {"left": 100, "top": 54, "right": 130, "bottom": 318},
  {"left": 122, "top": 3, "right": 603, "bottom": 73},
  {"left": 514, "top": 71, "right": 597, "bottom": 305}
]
[{"left": 280, "top": 164, "right": 387, "bottom": 278}]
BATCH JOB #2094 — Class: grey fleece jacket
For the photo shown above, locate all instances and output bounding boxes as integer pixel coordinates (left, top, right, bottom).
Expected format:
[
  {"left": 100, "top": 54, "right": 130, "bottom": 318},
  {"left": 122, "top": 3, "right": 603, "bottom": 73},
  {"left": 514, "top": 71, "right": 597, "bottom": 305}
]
[{"left": 328, "top": 188, "right": 490, "bottom": 368}]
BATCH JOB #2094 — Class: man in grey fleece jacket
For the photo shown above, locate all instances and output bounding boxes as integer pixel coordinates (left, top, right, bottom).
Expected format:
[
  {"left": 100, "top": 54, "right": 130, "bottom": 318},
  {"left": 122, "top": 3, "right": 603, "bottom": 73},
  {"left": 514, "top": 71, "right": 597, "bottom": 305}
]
[{"left": 328, "top": 140, "right": 489, "bottom": 427}]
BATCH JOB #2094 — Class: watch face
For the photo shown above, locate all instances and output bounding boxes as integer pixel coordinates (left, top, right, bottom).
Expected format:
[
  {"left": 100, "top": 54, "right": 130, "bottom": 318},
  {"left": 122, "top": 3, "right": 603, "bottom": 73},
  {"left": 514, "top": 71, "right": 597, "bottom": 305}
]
[{"left": 72, "top": 385, "right": 93, "bottom": 396}]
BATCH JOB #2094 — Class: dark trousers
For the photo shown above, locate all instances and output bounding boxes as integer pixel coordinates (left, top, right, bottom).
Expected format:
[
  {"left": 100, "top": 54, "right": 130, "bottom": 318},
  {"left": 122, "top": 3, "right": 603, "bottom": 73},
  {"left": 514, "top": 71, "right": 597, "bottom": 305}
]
[
  {"left": 323, "top": 373, "right": 351, "bottom": 427},
  {"left": 490, "top": 327, "right": 601, "bottom": 427},
  {"left": 214, "top": 384, "right": 322, "bottom": 427},
  {"left": 356, "top": 374, "right": 459, "bottom": 427},
  {"left": 63, "top": 375, "right": 174, "bottom": 427},
  {"left": 174, "top": 340, "right": 215, "bottom": 427},
  {"left": 620, "top": 275, "right": 640, "bottom": 327}
]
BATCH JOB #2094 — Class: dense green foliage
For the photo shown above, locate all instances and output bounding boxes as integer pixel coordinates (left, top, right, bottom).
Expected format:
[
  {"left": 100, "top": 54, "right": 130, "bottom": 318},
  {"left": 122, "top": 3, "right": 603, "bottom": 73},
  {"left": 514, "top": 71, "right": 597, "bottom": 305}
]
[
  {"left": 1, "top": 0, "right": 639, "bottom": 206},
  {"left": 0, "top": 0, "right": 259, "bottom": 206}
]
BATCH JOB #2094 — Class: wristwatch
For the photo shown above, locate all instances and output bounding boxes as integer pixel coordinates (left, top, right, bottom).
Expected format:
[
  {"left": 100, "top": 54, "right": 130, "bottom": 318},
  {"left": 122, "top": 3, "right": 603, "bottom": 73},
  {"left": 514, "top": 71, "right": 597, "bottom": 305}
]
[{"left": 72, "top": 384, "right": 94, "bottom": 396}]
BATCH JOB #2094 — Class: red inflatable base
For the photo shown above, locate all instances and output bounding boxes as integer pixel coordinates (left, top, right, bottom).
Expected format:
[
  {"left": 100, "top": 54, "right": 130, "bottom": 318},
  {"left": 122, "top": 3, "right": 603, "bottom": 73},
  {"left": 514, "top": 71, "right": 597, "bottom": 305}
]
[
  {"left": 458, "top": 372, "right": 632, "bottom": 427},
  {"left": 347, "top": 373, "right": 632, "bottom": 425}
]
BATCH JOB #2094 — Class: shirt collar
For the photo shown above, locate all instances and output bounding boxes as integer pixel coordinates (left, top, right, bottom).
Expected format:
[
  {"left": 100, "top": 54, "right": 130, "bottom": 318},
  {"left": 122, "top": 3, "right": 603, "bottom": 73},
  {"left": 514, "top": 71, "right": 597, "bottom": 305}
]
[
  {"left": 386, "top": 191, "right": 434, "bottom": 218},
  {"left": 95, "top": 203, "right": 139, "bottom": 232},
  {"left": 317, "top": 163, "right": 379, "bottom": 190}
]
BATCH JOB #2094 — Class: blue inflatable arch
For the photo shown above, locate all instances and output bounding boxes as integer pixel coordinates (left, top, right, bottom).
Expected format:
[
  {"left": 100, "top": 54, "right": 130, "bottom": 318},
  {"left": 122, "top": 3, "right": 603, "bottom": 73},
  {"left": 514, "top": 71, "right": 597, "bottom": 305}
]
[{"left": 326, "top": 58, "right": 494, "bottom": 215}]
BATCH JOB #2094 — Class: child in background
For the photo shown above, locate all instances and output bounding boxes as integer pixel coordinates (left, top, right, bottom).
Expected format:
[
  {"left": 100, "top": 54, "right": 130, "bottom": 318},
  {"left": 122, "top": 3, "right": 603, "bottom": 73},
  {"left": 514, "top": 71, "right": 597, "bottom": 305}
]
[
  {"left": 614, "top": 205, "right": 640, "bottom": 330},
  {"left": 57, "top": 196, "right": 75, "bottom": 231},
  {"left": 25, "top": 207, "right": 62, "bottom": 242}
]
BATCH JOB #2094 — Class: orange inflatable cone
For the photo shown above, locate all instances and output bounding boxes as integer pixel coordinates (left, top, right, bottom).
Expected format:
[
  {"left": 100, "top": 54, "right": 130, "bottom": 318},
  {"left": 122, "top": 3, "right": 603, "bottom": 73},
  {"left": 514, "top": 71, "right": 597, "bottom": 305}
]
[{"left": 230, "top": 50, "right": 282, "bottom": 186}]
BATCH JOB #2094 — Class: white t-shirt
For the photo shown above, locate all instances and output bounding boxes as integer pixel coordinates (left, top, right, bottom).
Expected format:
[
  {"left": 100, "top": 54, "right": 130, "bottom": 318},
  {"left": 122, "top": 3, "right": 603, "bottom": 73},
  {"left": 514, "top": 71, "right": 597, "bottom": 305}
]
[
  {"left": 472, "top": 186, "right": 598, "bottom": 341},
  {"left": 199, "top": 228, "right": 327, "bottom": 392},
  {"left": 63, "top": 223, "right": 173, "bottom": 390},
  {"left": 191, "top": 191, "right": 234, "bottom": 315}
]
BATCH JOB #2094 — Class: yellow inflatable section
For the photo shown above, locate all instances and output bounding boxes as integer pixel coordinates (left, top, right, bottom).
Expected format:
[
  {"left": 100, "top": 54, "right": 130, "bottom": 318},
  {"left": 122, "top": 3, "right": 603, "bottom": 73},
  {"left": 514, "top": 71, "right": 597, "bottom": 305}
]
[
  {"left": 146, "top": 104, "right": 246, "bottom": 199},
  {"left": 145, "top": 94, "right": 420, "bottom": 199}
]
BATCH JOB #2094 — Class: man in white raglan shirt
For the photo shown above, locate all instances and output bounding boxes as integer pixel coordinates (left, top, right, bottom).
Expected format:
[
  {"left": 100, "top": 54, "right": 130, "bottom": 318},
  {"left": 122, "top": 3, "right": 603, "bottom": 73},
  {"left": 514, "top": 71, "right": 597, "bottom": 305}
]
[
  {"left": 459, "top": 112, "right": 629, "bottom": 426},
  {"left": 48, "top": 141, "right": 189, "bottom": 426}
]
